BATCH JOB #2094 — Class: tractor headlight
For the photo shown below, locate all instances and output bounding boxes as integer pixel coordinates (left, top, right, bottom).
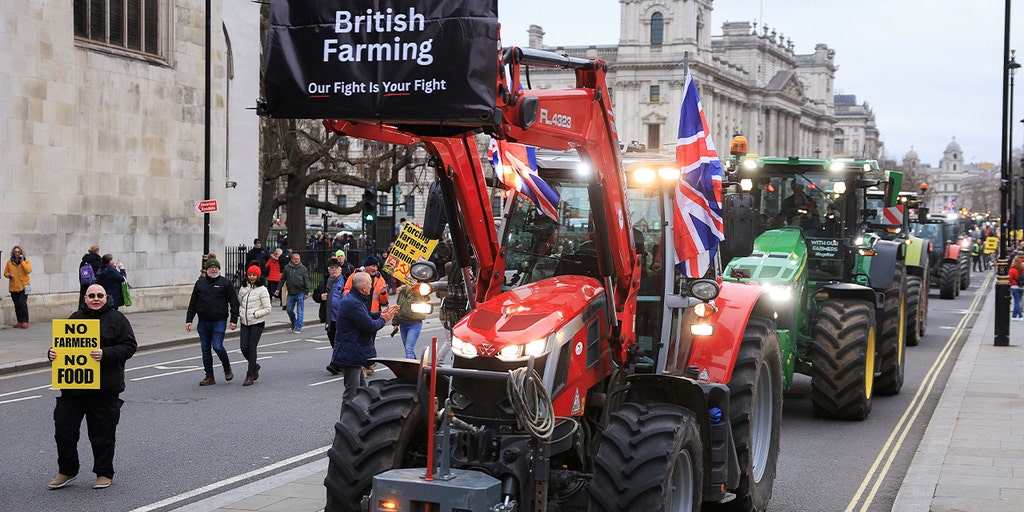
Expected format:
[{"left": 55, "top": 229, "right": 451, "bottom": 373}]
[
  {"left": 495, "top": 338, "right": 550, "bottom": 362},
  {"left": 409, "top": 261, "right": 438, "bottom": 282},
  {"left": 414, "top": 282, "right": 432, "bottom": 296},
  {"left": 689, "top": 279, "right": 720, "bottom": 300},
  {"left": 693, "top": 301, "right": 718, "bottom": 318},
  {"left": 761, "top": 284, "right": 793, "bottom": 302},
  {"left": 690, "top": 322, "right": 714, "bottom": 336},
  {"left": 451, "top": 335, "right": 478, "bottom": 359},
  {"left": 410, "top": 302, "right": 433, "bottom": 314}
]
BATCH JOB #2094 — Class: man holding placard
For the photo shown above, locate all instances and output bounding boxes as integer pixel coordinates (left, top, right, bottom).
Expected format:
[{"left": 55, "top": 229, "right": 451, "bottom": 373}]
[{"left": 46, "top": 284, "right": 137, "bottom": 490}]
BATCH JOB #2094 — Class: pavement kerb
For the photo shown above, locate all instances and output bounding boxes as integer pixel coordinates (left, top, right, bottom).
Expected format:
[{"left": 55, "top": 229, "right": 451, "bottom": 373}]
[{"left": 890, "top": 282, "right": 993, "bottom": 511}]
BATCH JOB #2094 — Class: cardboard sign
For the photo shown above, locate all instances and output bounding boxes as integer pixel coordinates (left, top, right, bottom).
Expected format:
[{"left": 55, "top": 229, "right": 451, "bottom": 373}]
[
  {"left": 984, "top": 237, "right": 999, "bottom": 253},
  {"left": 51, "top": 319, "right": 101, "bottom": 389},
  {"left": 384, "top": 223, "right": 438, "bottom": 285},
  {"left": 262, "top": 0, "right": 498, "bottom": 123}
]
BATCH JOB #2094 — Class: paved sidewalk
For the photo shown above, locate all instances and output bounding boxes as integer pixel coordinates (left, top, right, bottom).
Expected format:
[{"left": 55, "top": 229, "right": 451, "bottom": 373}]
[{"left": 2, "top": 283, "right": 1022, "bottom": 511}]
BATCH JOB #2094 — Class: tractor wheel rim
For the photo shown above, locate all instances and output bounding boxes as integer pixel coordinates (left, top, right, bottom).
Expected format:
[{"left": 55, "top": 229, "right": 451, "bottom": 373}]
[
  {"left": 752, "top": 360, "right": 774, "bottom": 482},
  {"left": 670, "top": 448, "right": 696, "bottom": 512}
]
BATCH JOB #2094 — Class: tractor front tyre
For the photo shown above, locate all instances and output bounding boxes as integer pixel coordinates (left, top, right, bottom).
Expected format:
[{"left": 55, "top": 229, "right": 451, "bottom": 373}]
[
  {"left": 709, "top": 317, "right": 782, "bottom": 512},
  {"left": 590, "top": 402, "right": 703, "bottom": 512},
  {"left": 811, "top": 299, "right": 876, "bottom": 421},
  {"left": 939, "top": 262, "right": 958, "bottom": 299},
  {"left": 324, "top": 380, "right": 426, "bottom": 512},
  {"left": 906, "top": 275, "right": 922, "bottom": 347},
  {"left": 876, "top": 263, "right": 906, "bottom": 396},
  {"left": 960, "top": 254, "right": 971, "bottom": 290}
]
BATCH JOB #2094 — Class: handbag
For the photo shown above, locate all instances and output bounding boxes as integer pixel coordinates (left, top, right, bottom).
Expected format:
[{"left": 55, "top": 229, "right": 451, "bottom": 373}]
[{"left": 121, "top": 282, "right": 133, "bottom": 307}]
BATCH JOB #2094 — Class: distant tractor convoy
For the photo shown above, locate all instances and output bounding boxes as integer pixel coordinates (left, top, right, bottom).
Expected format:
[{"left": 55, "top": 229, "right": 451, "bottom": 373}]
[{"left": 259, "top": 2, "right": 967, "bottom": 510}]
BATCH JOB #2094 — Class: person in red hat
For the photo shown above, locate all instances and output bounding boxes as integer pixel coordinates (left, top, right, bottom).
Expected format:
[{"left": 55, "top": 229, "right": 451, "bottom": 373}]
[{"left": 237, "top": 265, "right": 272, "bottom": 386}]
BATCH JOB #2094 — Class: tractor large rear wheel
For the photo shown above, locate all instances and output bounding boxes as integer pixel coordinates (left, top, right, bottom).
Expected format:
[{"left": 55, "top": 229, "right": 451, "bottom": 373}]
[
  {"left": 906, "top": 275, "right": 922, "bottom": 347},
  {"left": 590, "top": 402, "right": 703, "bottom": 511},
  {"left": 811, "top": 299, "right": 876, "bottom": 421},
  {"left": 324, "top": 380, "right": 427, "bottom": 512},
  {"left": 938, "top": 261, "right": 958, "bottom": 299},
  {"left": 876, "top": 263, "right": 906, "bottom": 396},
  {"left": 709, "top": 318, "right": 782, "bottom": 512}
]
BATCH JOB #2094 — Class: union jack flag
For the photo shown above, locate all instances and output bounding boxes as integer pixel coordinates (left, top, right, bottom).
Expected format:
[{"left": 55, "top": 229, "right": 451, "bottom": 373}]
[
  {"left": 489, "top": 138, "right": 560, "bottom": 221},
  {"left": 673, "top": 72, "right": 724, "bottom": 278}
]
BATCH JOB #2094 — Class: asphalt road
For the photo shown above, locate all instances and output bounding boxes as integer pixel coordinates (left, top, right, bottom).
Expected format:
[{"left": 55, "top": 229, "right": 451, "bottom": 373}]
[
  {"left": 0, "top": 279, "right": 984, "bottom": 511},
  {"left": 766, "top": 275, "right": 985, "bottom": 512}
]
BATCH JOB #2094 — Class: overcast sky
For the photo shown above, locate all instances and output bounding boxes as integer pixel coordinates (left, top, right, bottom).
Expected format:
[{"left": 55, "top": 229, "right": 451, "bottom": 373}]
[{"left": 497, "top": 0, "right": 1024, "bottom": 167}]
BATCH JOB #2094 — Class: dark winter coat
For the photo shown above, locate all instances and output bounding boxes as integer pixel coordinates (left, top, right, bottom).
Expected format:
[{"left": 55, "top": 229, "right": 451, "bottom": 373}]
[
  {"left": 186, "top": 275, "right": 240, "bottom": 323},
  {"left": 332, "top": 289, "right": 385, "bottom": 367},
  {"left": 66, "top": 303, "right": 137, "bottom": 394},
  {"left": 95, "top": 266, "right": 128, "bottom": 308},
  {"left": 81, "top": 252, "right": 103, "bottom": 274}
]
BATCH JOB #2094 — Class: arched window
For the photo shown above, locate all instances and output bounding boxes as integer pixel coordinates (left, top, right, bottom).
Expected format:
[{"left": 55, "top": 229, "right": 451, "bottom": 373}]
[{"left": 651, "top": 12, "right": 664, "bottom": 46}]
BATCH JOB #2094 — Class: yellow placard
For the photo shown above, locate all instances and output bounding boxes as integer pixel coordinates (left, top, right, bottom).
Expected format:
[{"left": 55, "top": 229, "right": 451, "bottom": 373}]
[
  {"left": 984, "top": 237, "right": 999, "bottom": 253},
  {"left": 383, "top": 223, "right": 438, "bottom": 285},
  {"left": 51, "top": 319, "right": 101, "bottom": 389}
]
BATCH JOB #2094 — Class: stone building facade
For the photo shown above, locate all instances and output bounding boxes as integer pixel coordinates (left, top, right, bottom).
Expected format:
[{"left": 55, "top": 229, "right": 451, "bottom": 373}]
[
  {"left": 518, "top": 0, "right": 871, "bottom": 160},
  {"left": 0, "top": 0, "right": 260, "bottom": 323},
  {"left": 902, "top": 139, "right": 999, "bottom": 215},
  {"left": 834, "top": 94, "right": 881, "bottom": 159}
]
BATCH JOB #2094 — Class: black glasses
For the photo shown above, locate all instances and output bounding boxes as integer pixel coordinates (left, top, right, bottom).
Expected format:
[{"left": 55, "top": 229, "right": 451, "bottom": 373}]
[{"left": 87, "top": 293, "right": 106, "bottom": 299}]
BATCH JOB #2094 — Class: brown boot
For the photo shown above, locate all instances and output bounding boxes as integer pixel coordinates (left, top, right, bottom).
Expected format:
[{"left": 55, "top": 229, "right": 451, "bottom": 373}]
[
  {"left": 253, "top": 363, "right": 261, "bottom": 381},
  {"left": 242, "top": 372, "right": 254, "bottom": 386},
  {"left": 224, "top": 367, "right": 233, "bottom": 381}
]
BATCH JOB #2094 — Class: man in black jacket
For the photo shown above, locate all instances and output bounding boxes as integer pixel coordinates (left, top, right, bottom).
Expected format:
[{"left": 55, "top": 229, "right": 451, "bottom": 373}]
[
  {"left": 245, "top": 238, "right": 271, "bottom": 275},
  {"left": 185, "top": 257, "right": 240, "bottom": 386},
  {"left": 47, "top": 284, "right": 137, "bottom": 490}
]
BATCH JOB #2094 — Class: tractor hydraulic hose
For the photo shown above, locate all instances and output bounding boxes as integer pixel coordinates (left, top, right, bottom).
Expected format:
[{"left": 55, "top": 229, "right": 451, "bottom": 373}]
[{"left": 507, "top": 367, "right": 554, "bottom": 439}]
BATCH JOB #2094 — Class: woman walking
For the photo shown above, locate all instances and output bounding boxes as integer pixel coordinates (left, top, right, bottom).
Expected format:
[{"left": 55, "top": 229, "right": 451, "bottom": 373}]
[
  {"left": 238, "top": 265, "right": 272, "bottom": 385},
  {"left": 4, "top": 245, "right": 33, "bottom": 328}
]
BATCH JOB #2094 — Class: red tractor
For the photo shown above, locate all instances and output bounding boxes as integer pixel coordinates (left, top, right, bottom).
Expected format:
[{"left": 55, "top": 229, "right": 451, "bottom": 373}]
[{"left": 262, "top": 2, "right": 784, "bottom": 510}]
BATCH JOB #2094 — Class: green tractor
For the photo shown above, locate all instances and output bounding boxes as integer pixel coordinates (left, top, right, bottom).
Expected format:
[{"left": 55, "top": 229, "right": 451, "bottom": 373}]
[
  {"left": 722, "top": 156, "right": 907, "bottom": 420},
  {"left": 865, "top": 188, "right": 929, "bottom": 347}
]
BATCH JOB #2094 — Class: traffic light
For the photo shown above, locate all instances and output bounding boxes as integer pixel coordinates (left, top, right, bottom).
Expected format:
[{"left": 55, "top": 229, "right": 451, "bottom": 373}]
[{"left": 362, "top": 187, "right": 377, "bottom": 223}]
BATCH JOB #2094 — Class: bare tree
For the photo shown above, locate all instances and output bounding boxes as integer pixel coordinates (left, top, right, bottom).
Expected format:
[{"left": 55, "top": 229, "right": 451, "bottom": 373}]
[{"left": 256, "top": 118, "right": 427, "bottom": 245}]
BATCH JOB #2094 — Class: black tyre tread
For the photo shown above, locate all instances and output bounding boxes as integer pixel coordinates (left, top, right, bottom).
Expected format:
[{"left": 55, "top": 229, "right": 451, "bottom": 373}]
[
  {"left": 906, "top": 275, "right": 922, "bottom": 346},
  {"left": 590, "top": 402, "right": 703, "bottom": 511},
  {"left": 876, "top": 263, "right": 906, "bottom": 396},
  {"left": 959, "top": 253, "right": 971, "bottom": 289},
  {"left": 811, "top": 299, "right": 875, "bottom": 421},
  {"left": 713, "top": 318, "right": 782, "bottom": 512},
  {"left": 324, "top": 380, "right": 424, "bottom": 512},
  {"left": 938, "top": 262, "right": 957, "bottom": 299}
]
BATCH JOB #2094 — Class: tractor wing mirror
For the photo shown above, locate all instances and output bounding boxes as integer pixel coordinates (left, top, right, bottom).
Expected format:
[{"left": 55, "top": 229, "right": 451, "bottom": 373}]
[
  {"left": 723, "top": 192, "right": 755, "bottom": 258},
  {"left": 422, "top": 180, "right": 448, "bottom": 240}
]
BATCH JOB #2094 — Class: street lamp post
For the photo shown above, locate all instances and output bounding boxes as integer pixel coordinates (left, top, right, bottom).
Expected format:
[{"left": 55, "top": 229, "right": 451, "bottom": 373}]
[
  {"left": 1010, "top": 52, "right": 1021, "bottom": 249},
  {"left": 996, "top": 0, "right": 1015, "bottom": 346}
]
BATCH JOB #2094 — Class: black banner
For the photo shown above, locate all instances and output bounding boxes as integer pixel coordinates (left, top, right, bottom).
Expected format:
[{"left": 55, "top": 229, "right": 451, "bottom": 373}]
[{"left": 262, "top": 0, "right": 498, "bottom": 123}]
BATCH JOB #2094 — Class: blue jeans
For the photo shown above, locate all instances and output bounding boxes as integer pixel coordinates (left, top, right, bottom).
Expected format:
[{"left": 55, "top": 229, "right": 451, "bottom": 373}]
[
  {"left": 1012, "top": 287, "right": 1023, "bottom": 318},
  {"left": 286, "top": 293, "right": 305, "bottom": 330},
  {"left": 399, "top": 321, "right": 423, "bottom": 359},
  {"left": 197, "top": 319, "right": 231, "bottom": 378}
]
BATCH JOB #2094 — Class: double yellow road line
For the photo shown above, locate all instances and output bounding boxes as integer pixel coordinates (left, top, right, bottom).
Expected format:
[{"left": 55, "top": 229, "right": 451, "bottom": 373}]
[{"left": 844, "top": 271, "right": 993, "bottom": 512}]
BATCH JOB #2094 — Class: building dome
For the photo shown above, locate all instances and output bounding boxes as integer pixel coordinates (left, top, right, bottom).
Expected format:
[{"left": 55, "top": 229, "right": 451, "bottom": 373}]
[
  {"left": 945, "top": 138, "right": 961, "bottom": 153},
  {"left": 904, "top": 147, "right": 919, "bottom": 161}
]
